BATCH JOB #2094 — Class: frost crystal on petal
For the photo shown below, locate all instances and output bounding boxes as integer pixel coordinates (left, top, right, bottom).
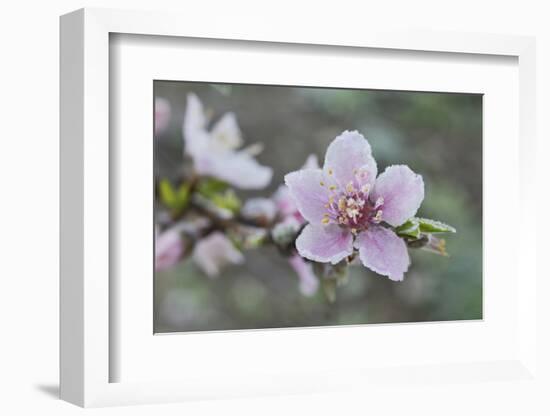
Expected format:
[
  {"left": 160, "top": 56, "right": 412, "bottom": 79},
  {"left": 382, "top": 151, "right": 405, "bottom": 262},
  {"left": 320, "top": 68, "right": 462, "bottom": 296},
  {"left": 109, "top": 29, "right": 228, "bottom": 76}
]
[
  {"left": 354, "top": 226, "right": 410, "bottom": 281},
  {"left": 324, "top": 130, "right": 377, "bottom": 187},
  {"left": 295, "top": 224, "right": 353, "bottom": 264},
  {"left": 371, "top": 165, "right": 424, "bottom": 227}
]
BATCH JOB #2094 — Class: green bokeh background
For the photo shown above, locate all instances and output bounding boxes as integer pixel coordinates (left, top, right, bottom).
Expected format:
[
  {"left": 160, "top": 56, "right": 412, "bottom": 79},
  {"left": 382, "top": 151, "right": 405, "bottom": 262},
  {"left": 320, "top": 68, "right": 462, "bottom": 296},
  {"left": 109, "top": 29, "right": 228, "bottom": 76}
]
[{"left": 154, "top": 81, "right": 482, "bottom": 333}]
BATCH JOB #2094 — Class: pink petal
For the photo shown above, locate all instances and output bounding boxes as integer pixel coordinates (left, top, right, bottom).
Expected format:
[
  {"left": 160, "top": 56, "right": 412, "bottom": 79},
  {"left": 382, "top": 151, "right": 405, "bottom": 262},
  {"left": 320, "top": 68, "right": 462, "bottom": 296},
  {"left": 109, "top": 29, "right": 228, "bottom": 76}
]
[
  {"left": 296, "top": 224, "right": 353, "bottom": 264},
  {"left": 272, "top": 185, "right": 300, "bottom": 220},
  {"left": 155, "top": 228, "right": 184, "bottom": 272},
  {"left": 371, "top": 165, "right": 424, "bottom": 227},
  {"left": 154, "top": 97, "right": 171, "bottom": 136},
  {"left": 284, "top": 169, "right": 331, "bottom": 224},
  {"left": 288, "top": 254, "right": 319, "bottom": 296},
  {"left": 354, "top": 226, "right": 410, "bottom": 281},
  {"left": 323, "top": 130, "right": 377, "bottom": 187},
  {"left": 302, "top": 154, "right": 320, "bottom": 170},
  {"left": 193, "top": 232, "right": 244, "bottom": 277}
]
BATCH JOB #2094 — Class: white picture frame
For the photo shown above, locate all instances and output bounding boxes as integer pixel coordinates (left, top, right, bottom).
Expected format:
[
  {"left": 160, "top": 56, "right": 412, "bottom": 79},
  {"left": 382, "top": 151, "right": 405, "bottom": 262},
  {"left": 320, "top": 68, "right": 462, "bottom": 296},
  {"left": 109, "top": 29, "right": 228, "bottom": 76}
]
[{"left": 60, "top": 7, "right": 538, "bottom": 407}]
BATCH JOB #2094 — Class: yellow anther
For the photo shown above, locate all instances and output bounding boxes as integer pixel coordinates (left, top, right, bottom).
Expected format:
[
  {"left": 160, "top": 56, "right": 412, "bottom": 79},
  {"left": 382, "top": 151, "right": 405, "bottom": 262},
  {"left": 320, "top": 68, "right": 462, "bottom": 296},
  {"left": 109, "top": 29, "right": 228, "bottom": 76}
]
[
  {"left": 346, "top": 182, "right": 355, "bottom": 193},
  {"left": 338, "top": 198, "right": 346, "bottom": 211},
  {"left": 327, "top": 168, "right": 333, "bottom": 175},
  {"left": 351, "top": 228, "right": 357, "bottom": 235},
  {"left": 361, "top": 184, "right": 370, "bottom": 193},
  {"left": 329, "top": 185, "right": 337, "bottom": 191},
  {"left": 328, "top": 196, "right": 335, "bottom": 204},
  {"left": 320, "top": 181, "right": 325, "bottom": 186},
  {"left": 321, "top": 217, "right": 330, "bottom": 225}
]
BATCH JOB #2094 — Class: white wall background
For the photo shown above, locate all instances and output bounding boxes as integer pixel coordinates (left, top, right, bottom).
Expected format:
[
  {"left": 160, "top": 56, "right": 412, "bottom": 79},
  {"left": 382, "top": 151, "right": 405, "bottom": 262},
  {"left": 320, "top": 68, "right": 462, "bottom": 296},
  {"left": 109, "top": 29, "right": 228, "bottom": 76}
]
[{"left": 0, "top": 0, "right": 548, "bottom": 414}]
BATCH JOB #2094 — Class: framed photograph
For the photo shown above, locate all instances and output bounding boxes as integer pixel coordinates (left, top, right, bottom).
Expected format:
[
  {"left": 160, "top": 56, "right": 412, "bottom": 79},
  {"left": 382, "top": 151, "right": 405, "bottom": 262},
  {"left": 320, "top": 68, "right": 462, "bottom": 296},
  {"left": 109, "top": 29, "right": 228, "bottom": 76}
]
[{"left": 60, "top": 8, "right": 538, "bottom": 407}]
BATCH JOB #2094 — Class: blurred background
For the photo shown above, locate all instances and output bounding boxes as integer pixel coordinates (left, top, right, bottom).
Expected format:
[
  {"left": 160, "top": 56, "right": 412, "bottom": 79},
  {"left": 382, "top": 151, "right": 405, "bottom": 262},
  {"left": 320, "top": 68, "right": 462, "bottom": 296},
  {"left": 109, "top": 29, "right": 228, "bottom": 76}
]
[{"left": 154, "top": 81, "right": 482, "bottom": 333}]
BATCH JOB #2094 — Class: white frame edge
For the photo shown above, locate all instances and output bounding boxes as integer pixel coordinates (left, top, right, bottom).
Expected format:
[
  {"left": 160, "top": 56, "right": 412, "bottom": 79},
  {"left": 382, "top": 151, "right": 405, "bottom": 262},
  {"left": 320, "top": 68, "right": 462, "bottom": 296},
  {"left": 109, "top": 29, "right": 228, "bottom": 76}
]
[{"left": 60, "top": 7, "right": 537, "bottom": 407}]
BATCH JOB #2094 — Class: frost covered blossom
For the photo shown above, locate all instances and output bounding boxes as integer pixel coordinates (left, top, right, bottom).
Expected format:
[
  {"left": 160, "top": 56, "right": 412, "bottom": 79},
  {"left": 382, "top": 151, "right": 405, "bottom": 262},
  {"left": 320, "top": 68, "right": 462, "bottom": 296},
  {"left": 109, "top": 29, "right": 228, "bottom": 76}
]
[
  {"left": 285, "top": 131, "right": 424, "bottom": 281},
  {"left": 272, "top": 155, "right": 320, "bottom": 296},
  {"left": 273, "top": 154, "right": 319, "bottom": 222},
  {"left": 193, "top": 232, "right": 245, "bottom": 277},
  {"left": 183, "top": 93, "right": 272, "bottom": 189},
  {"left": 155, "top": 227, "right": 184, "bottom": 272}
]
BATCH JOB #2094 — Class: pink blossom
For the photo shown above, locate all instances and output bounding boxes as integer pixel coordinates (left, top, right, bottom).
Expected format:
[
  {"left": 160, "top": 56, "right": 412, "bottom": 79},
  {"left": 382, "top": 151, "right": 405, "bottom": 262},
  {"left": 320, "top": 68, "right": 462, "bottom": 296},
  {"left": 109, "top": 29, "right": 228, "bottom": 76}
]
[
  {"left": 155, "top": 227, "right": 184, "bottom": 272},
  {"left": 273, "top": 154, "right": 319, "bottom": 222},
  {"left": 271, "top": 155, "right": 320, "bottom": 295},
  {"left": 285, "top": 131, "right": 424, "bottom": 281},
  {"left": 155, "top": 97, "right": 171, "bottom": 136},
  {"left": 288, "top": 254, "right": 319, "bottom": 296},
  {"left": 183, "top": 93, "right": 272, "bottom": 189},
  {"left": 193, "top": 232, "right": 245, "bottom": 277}
]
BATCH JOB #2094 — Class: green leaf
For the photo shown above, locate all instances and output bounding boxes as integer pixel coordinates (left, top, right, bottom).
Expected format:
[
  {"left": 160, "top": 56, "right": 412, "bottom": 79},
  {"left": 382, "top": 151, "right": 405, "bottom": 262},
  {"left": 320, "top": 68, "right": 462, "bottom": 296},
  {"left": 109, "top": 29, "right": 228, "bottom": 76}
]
[
  {"left": 197, "top": 178, "right": 229, "bottom": 198},
  {"left": 395, "top": 219, "right": 421, "bottom": 239},
  {"left": 175, "top": 182, "right": 191, "bottom": 211},
  {"left": 159, "top": 179, "right": 177, "bottom": 208},
  {"left": 158, "top": 179, "right": 191, "bottom": 215},
  {"left": 210, "top": 189, "right": 241, "bottom": 214},
  {"left": 396, "top": 218, "right": 455, "bottom": 238},
  {"left": 415, "top": 218, "right": 456, "bottom": 234}
]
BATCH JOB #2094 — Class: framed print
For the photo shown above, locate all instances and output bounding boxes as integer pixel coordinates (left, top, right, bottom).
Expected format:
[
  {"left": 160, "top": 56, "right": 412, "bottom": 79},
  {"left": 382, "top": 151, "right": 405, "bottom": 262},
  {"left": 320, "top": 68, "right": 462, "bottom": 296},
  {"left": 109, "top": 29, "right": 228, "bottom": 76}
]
[
  {"left": 152, "top": 81, "right": 479, "bottom": 334},
  {"left": 60, "top": 8, "right": 538, "bottom": 407}
]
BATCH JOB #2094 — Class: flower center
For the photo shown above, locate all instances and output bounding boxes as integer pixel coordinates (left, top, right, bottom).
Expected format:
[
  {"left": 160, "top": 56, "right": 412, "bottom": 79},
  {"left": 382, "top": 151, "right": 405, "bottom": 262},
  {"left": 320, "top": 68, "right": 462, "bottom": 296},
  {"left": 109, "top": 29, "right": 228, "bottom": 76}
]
[{"left": 320, "top": 171, "right": 384, "bottom": 233}]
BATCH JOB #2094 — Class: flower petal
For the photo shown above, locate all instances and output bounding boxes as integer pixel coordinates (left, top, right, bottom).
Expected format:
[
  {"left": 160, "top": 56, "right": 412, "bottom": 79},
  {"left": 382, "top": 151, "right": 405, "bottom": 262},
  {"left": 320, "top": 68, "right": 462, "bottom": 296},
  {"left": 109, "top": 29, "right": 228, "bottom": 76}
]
[
  {"left": 272, "top": 185, "right": 300, "bottom": 220},
  {"left": 284, "top": 169, "right": 331, "bottom": 224},
  {"left": 288, "top": 254, "right": 319, "bottom": 296},
  {"left": 155, "top": 228, "right": 184, "bottom": 272},
  {"left": 183, "top": 93, "right": 209, "bottom": 158},
  {"left": 193, "top": 232, "right": 244, "bottom": 278},
  {"left": 324, "top": 130, "right": 377, "bottom": 187},
  {"left": 296, "top": 224, "right": 353, "bottom": 264},
  {"left": 195, "top": 151, "right": 273, "bottom": 190},
  {"left": 210, "top": 112, "right": 244, "bottom": 150},
  {"left": 371, "top": 165, "right": 424, "bottom": 227},
  {"left": 302, "top": 154, "right": 320, "bottom": 170},
  {"left": 154, "top": 97, "right": 171, "bottom": 136},
  {"left": 354, "top": 226, "right": 410, "bottom": 281}
]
